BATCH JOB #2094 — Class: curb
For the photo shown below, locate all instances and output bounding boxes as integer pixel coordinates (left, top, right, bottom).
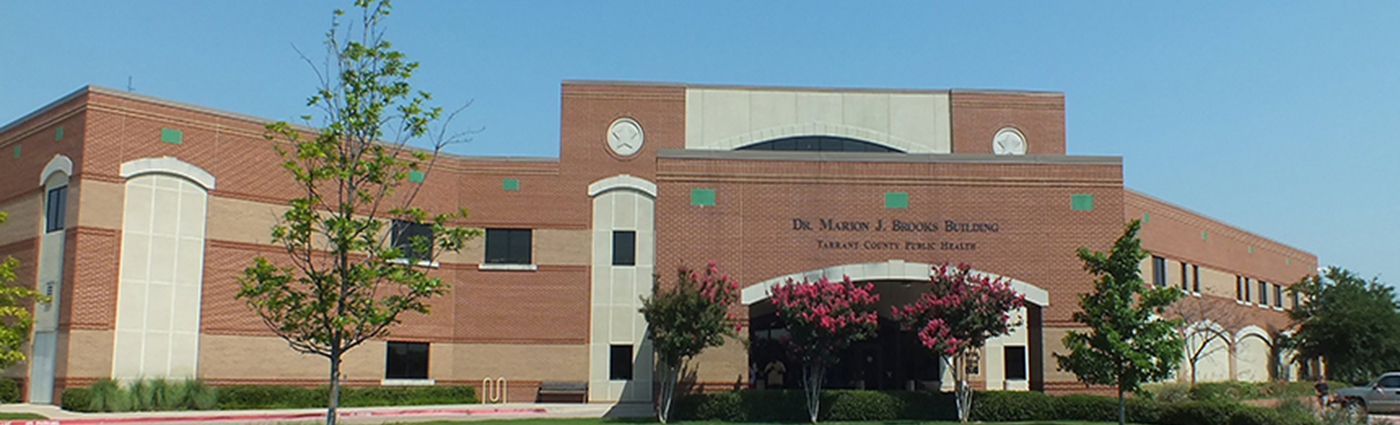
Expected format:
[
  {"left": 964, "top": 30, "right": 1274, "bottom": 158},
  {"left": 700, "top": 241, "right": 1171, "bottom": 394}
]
[{"left": 0, "top": 407, "right": 547, "bottom": 425}]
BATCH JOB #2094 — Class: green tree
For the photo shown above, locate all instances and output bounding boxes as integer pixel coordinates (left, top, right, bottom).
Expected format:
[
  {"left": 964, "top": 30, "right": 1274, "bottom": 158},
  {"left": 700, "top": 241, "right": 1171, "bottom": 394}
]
[
  {"left": 0, "top": 211, "right": 50, "bottom": 370},
  {"left": 236, "top": 2, "right": 477, "bottom": 424},
  {"left": 1288, "top": 267, "right": 1400, "bottom": 384},
  {"left": 639, "top": 262, "right": 740, "bottom": 424},
  {"left": 1055, "top": 220, "right": 1183, "bottom": 425}
]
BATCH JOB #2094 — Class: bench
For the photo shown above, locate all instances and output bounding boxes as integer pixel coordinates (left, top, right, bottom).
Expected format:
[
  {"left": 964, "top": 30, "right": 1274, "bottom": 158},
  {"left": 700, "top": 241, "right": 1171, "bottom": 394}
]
[{"left": 536, "top": 381, "right": 588, "bottom": 403}]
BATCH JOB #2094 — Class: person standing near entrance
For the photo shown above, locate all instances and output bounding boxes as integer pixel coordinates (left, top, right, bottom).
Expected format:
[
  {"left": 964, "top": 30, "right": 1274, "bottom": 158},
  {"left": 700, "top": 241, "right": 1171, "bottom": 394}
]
[
  {"left": 1315, "top": 376, "right": 1330, "bottom": 408},
  {"left": 764, "top": 360, "right": 787, "bottom": 389}
]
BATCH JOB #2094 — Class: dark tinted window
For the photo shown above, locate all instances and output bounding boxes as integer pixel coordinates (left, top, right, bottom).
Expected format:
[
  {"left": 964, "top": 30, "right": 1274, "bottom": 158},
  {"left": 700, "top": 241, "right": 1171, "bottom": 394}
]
[
  {"left": 1004, "top": 346, "right": 1027, "bottom": 380},
  {"left": 391, "top": 220, "right": 433, "bottom": 261},
  {"left": 385, "top": 341, "right": 429, "bottom": 380},
  {"left": 45, "top": 186, "right": 67, "bottom": 233},
  {"left": 610, "top": 345, "right": 633, "bottom": 380},
  {"left": 1274, "top": 284, "right": 1283, "bottom": 308},
  {"left": 1180, "top": 263, "right": 1188, "bottom": 290},
  {"left": 1152, "top": 257, "right": 1166, "bottom": 287},
  {"left": 1379, "top": 376, "right": 1400, "bottom": 388},
  {"left": 738, "top": 136, "right": 900, "bottom": 153},
  {"left": 1259, "top": 281, "right": 1268, "bottom": 305},
  {"left": 485, "top": 229, "right": 532, "bottom": 264},
  {"left": 612, "top": 231, "right": 636, "bottom": 266},
  {"left": 1193, "top": 265, "right": 1201, "bottom": 293}
]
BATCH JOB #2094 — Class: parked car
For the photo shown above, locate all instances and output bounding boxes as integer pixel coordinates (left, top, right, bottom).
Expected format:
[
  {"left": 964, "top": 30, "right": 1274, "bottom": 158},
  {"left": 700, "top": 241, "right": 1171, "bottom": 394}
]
[{"left": 1332, "top": 372, "right": 1400, "bottom": 416}]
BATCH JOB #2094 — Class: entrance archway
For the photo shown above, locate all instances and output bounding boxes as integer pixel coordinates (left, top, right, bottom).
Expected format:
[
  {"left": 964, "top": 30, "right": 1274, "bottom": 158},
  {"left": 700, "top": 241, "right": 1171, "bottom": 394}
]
[{"left": 741, "top": 260, "right": 1049, "bottom": 392}]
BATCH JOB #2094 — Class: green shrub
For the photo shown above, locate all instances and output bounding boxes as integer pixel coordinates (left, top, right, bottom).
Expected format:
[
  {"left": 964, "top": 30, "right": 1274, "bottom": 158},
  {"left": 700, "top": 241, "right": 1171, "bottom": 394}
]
[
  {"left": 183, "top": 379, "right": 218, "bottom": 410},
  {"left": 1158, "top": 400, "right": 1242, "bottom": 425},
  {"left": 0, "top": 378, "right": 20, "bottom": 403},
  {"left": 825, "top": 390, "right": 902, "bottom": 421},
  {"left": 217, "top": 385, "right": 320, "bottom": 409},
  {"left": 1150, "top": 382, "right": 1193, "bottom": 403},
  {"left": 88, "top": 379, "right": 129, "bottom": 412},
  {"left": 970, "top": 390, "right": 1054, "bottom": 422},
  {"left": 1055, "top": 393, "right": 1118, "bottom": 421},
  {"left": 60, "top": 388, "right": 92, "bottom": 412},
  {"left": 1227, "top": 405, "right": 1319, "bottom": 425}
]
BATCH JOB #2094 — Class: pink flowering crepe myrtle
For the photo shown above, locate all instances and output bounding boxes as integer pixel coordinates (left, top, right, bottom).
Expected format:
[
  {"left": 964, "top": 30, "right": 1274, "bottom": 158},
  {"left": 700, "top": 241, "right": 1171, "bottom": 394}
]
[
  {"left": 768, "top": 275, "right": 879, "bottom": 423},
  {"left": 892, "top": 263, "right": 1025, "bottom": 423}
]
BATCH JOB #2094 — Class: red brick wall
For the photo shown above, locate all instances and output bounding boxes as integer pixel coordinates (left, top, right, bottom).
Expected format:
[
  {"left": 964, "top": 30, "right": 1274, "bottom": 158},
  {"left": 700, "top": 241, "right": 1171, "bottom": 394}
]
[
  {"left": 654, "top": 157, "right": 1125, "bottom": 326},
  {"left": 950, "top": 91, "right": 1066, "bottom": 155}
]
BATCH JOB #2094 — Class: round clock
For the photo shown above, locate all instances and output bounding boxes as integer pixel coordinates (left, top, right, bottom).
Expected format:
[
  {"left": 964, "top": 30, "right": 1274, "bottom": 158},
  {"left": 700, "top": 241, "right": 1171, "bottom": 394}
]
[
  {"left": 992, "top": 127, "right": 1027, "bottom": 155},
  {"left": 606, "top": 118, "right": 644, "bottom": 157}
]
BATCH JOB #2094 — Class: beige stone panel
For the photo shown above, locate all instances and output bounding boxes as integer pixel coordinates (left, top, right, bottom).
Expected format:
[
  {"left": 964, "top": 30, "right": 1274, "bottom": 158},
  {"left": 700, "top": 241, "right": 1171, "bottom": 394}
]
[
  {"left": 841, "top": 92, "right": 891, "bottom": 137},
  {"left": 700, "top": 90, "right": 751, "bottom": 148},
  {"left": 532, "top": 230, "right": 589, "bottom": 267},
  {"left": 794, "top": 92, "right": 843, "bottom": 125},
  {"left": 198, "top": 334, "right": 383, "bottom": 382},
  {"left": 450, "top": 343, "right": 587, "bottom": 381},
  {"left": 1198, "top": 266, "right": 1236, "bottom": 299},
  {"left": 0, "top": 193, "right": 41, "bottom": 246},
  {"left": 1042, "top": 327, "right": 1080, "bottom": 383},
  {"left": 747, "top": 91, "right": 798, "bottom": 137},
  {"left": 76, "top": 180, "right": 124, "bottom": 230},
  {"left": 685, "top": 342, "right": 748, "bottom": 385},
  {"left": 1235, "top": 335, "right": 1270, "bottom": 382},
  {"left": 65, "top": 329, "right": 115, "bottom": 379},
  {"left": 889, "top": 93, "right": 949, "bottom": 153},
  {"left": 205, "top": 196, "right": 286, "bottom": 245}
]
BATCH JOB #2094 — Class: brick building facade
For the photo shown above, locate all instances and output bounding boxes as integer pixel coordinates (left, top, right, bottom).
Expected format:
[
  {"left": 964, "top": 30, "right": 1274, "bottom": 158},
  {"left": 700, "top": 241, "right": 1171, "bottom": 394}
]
[{"left": 0, "top": 81, "right": 1316, "bottom": 404}]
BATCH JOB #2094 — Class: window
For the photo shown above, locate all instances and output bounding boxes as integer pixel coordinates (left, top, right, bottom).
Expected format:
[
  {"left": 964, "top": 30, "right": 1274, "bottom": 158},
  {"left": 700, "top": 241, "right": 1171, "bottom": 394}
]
[
  {"left": 1192, "top": 265, "right": 1201, "bottom": 293},
  {"left": 45, "top": 186, "right": 67, "bottom": 233},
  {"left": 1378, "top": 376, "right": 1400, "bottom": 389},
  {"left": 1292, "top": 291, "right": 1300, "bottom": 310},
  {"left": 485, "top": 229, "right": 532, "bottom": 264},
  {"left": 1179, "top": 263, "right": 1188, "bottom": 291},
  {"left": 612, "top": 231, "right": 636, "bottom": 266},
  {"left": 1274, "top": 284, "right": 1283, "bottom": 308},
  {"left": 737, "top": 136, "right": 901, "bottom": 153},
  {"left": 610, "top": 344, "right": 633, "bottom": 380},
  {"left": 1244, "top": 277, "right": 1251, "bottom": 302},
  {"left": 1004, "top": 346, "right": 1027, "bottom": 380},
  {"left": 1235, "top": 276, "right": 1243, "bottom": 301},
  {"left": 1259, "top": 281, "right": 1268, "bottom": 306},
  {"left": 1152, "top": 257, "right": 1166, "bottom": 287},
  {"left": 385, "top": 341, "right": 429, "bottom": 380},
  {"left": 391, "top": 220, "right": 433, "bottom": 261}
]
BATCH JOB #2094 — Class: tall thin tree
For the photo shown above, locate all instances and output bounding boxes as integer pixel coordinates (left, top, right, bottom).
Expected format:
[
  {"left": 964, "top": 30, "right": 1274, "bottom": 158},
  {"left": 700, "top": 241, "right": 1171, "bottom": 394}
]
[{"left": 236, "top": 2, "right": 478, "bottom": 424}]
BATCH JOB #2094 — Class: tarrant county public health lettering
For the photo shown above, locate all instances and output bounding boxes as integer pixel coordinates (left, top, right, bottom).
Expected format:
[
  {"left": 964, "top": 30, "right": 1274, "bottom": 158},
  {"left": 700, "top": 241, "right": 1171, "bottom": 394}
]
[{"left": 791, "top": 218, "right": 999, "bottom": 251}]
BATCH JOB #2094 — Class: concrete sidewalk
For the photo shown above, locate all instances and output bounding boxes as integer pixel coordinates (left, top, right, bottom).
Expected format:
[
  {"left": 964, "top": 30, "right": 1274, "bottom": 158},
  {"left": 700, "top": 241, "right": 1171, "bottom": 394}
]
[{"left": 0, "top": 402, "right": 652, "bottom": 425}]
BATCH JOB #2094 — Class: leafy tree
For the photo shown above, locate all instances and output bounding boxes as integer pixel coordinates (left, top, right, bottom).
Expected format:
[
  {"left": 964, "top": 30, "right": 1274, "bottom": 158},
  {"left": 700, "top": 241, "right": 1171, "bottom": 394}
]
[
  {"left": 0, "top": 211, "right": 50, "bottom": 370},
  {"left": 1288, "top": 267, "right": 1400, "bottom": 384},
  {"left": 892, "top": 263, "right": 1024, "bottom": 423},
  {"left": 639, "top": 262, "right": 740, "bottom": 424},
  {"left": 1055, "top": 220, "right": 1183, "bottom": 425},
  {"left": 236, "top": 2, "right": 477, "bottom": 424},
  {"left": 768, "top": 276, "right": 879, "bottom": 423}
]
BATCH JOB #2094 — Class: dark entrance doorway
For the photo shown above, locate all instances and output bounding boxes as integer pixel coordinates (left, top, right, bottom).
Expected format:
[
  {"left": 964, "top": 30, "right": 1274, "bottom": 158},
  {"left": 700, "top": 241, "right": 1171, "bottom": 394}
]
[{"left": 747, "top": 280, "right": 945, "bottom": 390}]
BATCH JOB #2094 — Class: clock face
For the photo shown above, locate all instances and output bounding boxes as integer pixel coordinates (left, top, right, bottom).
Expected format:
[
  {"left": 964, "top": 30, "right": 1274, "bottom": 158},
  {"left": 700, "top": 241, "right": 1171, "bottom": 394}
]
[
  {"left": 607, "top": 118, "right": 643, "bottom": 156},
  {"left": 992, "top": 127, "right": 1027, "bottom": 155}
]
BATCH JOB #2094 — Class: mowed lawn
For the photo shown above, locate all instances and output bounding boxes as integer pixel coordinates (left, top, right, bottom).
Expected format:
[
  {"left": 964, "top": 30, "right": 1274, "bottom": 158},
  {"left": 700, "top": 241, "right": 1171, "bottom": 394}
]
[{"left": 400, "top": 419, "right": 1142, "bottom": 425}]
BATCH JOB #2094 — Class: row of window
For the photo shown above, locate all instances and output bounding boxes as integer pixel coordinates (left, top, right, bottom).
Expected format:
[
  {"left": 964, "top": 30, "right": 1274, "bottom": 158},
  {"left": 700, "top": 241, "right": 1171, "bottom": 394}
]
[
  {"left": 1235, "top": 275, "right": 1295, "bottom": 309},
  {"left": 1152, "top": 256, "right": 1297, "bottom": 310},
  {"left": 389, "top": 224, "right": 638, "bottom": 267},
  {"left": 386, "top": 341, "right": 636, "bottom": 381}
]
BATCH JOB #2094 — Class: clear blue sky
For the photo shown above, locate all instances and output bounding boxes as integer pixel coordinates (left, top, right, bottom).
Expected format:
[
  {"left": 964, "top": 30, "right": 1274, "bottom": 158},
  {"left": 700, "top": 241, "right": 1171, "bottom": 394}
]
[{"left": 3, "top": 2, "right": 1397, "bottom": 285}]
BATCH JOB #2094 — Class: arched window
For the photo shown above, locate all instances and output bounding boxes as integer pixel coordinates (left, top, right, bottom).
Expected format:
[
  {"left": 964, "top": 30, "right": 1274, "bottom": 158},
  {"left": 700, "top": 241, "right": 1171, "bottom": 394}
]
[{"left": 737, "top": 136, "right": 902, "bottom": 153}]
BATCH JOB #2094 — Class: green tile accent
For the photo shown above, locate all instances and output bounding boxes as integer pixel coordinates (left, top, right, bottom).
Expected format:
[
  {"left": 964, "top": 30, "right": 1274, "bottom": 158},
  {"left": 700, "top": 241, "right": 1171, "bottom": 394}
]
[
  {"left": 54, "top": 126, "right": 63, "bottom": 141},
  {"left": 160, "top": 128, "right": 182, "bottom": 144},
  {"left": 884, "top": 192, "right": 908, "bottom": 209},
  {"left": 1142, "top": 212, "right": 1149, "bottom": 223},
  {"left": 1070, "top": 194, "right": 1094, "bottom": 211},
  {"left": 1202, "top": 231, "right": 1208, "bottom": 241},
  {"left": 502, "top": 178, "right": 520, "bottom": 191},
  {"left": 690, "top": 189, "right": 716, "bottom": 206},
  {"left": 407, "top": 170, "right": 425, "bottom": 183},
  {"left": 1286, "top": 258, "right": 1291, "bottom": 266},
  {"left": 1248, "top": 245, "right": 1254, "bottom": 254},
  {"left": 11, "top": 145, "right": 18, "bottom": 159}
]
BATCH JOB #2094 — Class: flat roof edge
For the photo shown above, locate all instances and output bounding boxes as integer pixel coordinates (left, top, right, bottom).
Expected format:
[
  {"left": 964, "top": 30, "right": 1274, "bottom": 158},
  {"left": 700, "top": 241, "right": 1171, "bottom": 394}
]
[
  {"left": 1126, "top": 188, "right": 1317, "bottom": 259},
  {"left": 657, "top": 149, "right": 1120, "bottom": 165},
  {"left": 563, "top": 80, "right": 1062, "bottom": 96},
  {"left": 0, "top": 85, "right": 93, "bottom": 136}
]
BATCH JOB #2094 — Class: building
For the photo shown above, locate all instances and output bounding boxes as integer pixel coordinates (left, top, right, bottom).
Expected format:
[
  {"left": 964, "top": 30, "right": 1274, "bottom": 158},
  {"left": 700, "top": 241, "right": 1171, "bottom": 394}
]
[{"left": 0, "top": 81, "right": 1316, "bottom": 404}]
